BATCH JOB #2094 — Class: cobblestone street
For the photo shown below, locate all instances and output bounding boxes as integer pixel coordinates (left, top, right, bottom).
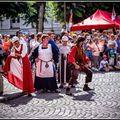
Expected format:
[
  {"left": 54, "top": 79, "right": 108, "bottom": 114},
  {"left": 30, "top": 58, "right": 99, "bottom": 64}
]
[{"left": 0, "top": 71, "right": 120, "bottom": 119}]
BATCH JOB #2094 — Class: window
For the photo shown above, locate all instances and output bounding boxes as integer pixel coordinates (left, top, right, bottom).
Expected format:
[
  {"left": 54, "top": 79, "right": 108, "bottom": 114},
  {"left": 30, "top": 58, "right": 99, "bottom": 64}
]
[
  {"left": 12, "top": 18, "right": 15, "bottom": 23},
  {"left": 54, "top": 20, "right": 58, "bottom": 23},
  {"left": 17, "top": 17, "right": 20, "bottom": 23}
]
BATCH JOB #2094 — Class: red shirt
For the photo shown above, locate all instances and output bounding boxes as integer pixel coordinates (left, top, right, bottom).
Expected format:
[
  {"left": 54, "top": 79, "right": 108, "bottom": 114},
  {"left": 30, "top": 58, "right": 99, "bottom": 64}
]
[
  {"left": 3, "top": 40, "right": 11, "bottom": 51},
  {"left": 68, "top": 46, "right": 87, "bottom": 64}
]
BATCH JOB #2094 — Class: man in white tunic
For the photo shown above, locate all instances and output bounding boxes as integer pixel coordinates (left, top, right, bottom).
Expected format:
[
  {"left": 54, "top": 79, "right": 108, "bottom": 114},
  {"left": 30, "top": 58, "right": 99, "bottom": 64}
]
[{"left": 58, "top": 36, "right": 71, "bottom": 88}]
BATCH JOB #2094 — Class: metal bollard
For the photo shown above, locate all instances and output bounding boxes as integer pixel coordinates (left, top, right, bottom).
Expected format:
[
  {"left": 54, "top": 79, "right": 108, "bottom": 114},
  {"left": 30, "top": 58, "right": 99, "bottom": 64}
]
[{"left": 0, "top": 73, "right": 3, "bottom": 95}]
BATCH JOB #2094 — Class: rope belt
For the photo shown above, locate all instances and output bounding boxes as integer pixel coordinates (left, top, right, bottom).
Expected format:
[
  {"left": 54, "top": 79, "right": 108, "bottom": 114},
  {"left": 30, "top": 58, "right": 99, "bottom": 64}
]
[{"left": 39, "top": 59, "right": 53, "bottom": 72}]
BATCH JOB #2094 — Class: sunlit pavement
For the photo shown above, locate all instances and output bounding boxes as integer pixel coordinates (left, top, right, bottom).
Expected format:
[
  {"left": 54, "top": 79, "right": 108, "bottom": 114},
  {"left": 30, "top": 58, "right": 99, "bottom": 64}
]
[{"left": 0, "top": 71, "right": 120, "bottom": 119}]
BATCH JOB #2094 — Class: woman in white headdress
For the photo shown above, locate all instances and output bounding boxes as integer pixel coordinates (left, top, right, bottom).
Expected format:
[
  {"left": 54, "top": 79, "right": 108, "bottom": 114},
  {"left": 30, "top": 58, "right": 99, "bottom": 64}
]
[{"left": 3, "top": 36, "right": 34, "bottom": 96}]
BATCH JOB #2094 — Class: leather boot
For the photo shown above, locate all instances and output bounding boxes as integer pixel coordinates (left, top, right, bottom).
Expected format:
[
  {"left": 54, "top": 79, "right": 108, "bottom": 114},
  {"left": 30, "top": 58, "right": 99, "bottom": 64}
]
[
  {"left": 66, "top": 87, "right": 72, "bottom": 95},
  {"left": 83, "top": 84, "right": 93, "bottom": 91}
]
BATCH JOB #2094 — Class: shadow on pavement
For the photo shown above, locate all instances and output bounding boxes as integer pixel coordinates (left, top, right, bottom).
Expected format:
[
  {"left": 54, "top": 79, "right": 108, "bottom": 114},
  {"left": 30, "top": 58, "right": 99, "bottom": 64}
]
[
  {"left": 93, "top": 70, "right": 120, "bottom": 74},
  {"left": 72, "top": 91, "right": 96, "bottom": 101},
  {"left": 0, "top": 92, "right": 24, "bottom": 103},
  {"left": 34, "top": 87, "right": 83, "bottom": 101},
  {"left": 34, "top": 92, "right": 63, "bottom": 101},
  {"left": 0, "top": 92, "right": 22, "bottom": 97},
  {"left": 3, "top": 95, "right": 33, "bottom": 107}
]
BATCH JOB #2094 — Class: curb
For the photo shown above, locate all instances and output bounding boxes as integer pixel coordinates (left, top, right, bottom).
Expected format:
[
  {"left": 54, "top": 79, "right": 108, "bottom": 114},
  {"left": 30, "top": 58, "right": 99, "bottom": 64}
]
[{"left": 0, "top": 92, "right": 24, "bottom": 103}]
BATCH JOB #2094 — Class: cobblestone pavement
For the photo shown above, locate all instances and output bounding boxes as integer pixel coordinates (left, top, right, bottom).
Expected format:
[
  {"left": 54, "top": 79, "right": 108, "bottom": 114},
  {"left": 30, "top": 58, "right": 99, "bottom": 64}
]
[{"left": 0, "top": 71, "right": 120, "bottom": 119}]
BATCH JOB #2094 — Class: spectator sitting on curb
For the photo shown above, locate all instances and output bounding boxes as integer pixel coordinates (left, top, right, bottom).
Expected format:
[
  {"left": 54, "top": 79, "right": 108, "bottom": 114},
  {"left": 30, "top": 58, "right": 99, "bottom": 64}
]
[
  {"left": 114, "top": 55, "right": 120, "bottom": 70},
  {"left": 99, "top": 55, "right": 113, "bottom": 72}
]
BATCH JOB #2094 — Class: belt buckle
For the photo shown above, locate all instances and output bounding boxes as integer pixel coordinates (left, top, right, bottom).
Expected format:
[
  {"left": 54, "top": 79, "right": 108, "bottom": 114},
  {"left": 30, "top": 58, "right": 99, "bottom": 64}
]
[{"left": 45, "top": 62, "right": 49, "bottom": 68}]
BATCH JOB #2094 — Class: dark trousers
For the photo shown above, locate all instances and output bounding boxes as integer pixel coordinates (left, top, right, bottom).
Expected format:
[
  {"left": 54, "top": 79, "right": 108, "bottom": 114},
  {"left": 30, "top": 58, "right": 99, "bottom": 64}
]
[
  {"left": 68, "top": 65, "right": 93, "bottom": 86},
  {"left": 58, "top": 63, "right": 71, "bottom": 83},
  {"left": 58, "top": 54, "right": 71, "bottom": 84}
]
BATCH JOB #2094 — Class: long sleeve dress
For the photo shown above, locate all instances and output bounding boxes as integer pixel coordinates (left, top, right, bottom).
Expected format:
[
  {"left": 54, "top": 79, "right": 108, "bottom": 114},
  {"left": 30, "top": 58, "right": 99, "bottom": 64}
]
[
  {"left": 3, "top": 43, "right": 34, "bottom": 93},
  {"left": 32, "top": 43, "right": 59, "bottom": 91}
]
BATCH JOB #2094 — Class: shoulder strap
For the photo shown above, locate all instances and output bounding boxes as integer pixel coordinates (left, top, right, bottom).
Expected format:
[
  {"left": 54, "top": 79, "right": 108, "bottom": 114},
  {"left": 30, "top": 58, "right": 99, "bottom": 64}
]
[{"left": 95, "top": 42, "right": 100, "bottom": 51}]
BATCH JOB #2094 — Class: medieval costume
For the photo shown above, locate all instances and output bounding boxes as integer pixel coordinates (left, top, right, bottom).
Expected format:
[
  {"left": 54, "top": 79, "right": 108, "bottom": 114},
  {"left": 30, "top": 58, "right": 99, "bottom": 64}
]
[
  {"left": 3, "top": 36, "right": 34, "bottom": 96},
  {"left": 66, "top": 37, "right": 93, "bottom": 95},
  {"left": 0, "top": 37, "right": 3, "bottom": 72},
  {"left": 58, "top": 36, "right": 71, "bottom": 88},
  {"left": 32, "top": 34, "right": 60, "bottom": 92}
]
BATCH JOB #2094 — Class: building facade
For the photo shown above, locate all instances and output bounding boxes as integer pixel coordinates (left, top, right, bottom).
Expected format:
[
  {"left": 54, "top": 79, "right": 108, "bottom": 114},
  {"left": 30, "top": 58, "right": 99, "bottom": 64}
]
[{"left": 0, "top": 17, "right": 63, "bottom": 35}]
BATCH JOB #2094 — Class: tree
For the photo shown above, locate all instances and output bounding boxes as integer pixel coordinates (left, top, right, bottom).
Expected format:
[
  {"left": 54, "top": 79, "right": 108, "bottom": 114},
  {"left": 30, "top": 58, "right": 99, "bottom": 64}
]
[
  {"left": 21, "top": 2, "right": 46, "bottom": 33},
  {"left": 38, "top": 2, "right": 46, "bottom": 32},
  {"left": 0, "top": 2, "right": 28, "bottom": 19},
  {"left": 1, "top": 2, "right": 120, "bottom": 33},
  {"left": 45, "top": 2, "right": 57, "bottom": 31},
  {"left": 0, "top": 2, "right": 46, "bottom": 33},
  {"left": 22, "top": 2, "right": 39, "bottom": 32},
  {"left": 52, "top": 2, "right": 120, "bottom": 25}
]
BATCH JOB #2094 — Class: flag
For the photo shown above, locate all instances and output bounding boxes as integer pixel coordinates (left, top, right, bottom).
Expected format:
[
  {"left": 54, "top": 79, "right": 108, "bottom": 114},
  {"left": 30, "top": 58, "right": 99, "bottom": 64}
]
[
  {"left": 69, "top": 9, "right": 73, "bottom": 30},
  {"left": 81, "top": 21, "right": 84, "bottom": 24},
  {"left": 90, "top": 15, "right": 93, "bottom": 20},
  {"left": 112, "top": 6, "right": 116, "bottom": 21}
]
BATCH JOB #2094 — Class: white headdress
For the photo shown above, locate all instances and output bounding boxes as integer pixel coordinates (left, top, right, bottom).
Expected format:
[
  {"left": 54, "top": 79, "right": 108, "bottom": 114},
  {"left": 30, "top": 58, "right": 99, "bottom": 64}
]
[
  {"left": 11, "top": 36, "right": 19, "bottom": 43},
  {"left": 62, "top": 36, "right": 68, "bottom": 41}
]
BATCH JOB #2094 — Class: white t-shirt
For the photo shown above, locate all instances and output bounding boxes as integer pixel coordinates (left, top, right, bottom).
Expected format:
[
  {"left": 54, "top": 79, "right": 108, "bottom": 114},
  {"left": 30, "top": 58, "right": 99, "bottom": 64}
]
[
  {"left": 117, "top": 61, "right": 120, "bottom": 67},
  {"left": 99, "top": 60, "right": 109, "bottom": 69},
  {"left": 85, "top": 43, "right": 91, "bottom": 50},
  {"left": 107, "top": 40, "right": 118, "bottom": 50}
]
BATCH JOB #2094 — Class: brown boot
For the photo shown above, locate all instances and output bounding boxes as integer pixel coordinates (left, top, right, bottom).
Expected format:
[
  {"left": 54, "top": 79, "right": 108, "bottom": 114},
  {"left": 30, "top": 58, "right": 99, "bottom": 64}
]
[
  {"left": 83, "top": 84, "right": 93, "bottom": 91},
  {"left": 66, "top": 87, "right": 72, "bottom": 95}
]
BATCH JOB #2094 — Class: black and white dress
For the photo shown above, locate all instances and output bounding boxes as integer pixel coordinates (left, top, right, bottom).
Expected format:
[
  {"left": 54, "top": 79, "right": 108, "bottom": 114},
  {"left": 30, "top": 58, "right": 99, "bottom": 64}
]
[{"left": 32, "top": 43, "right": 59, "bottom": 91}]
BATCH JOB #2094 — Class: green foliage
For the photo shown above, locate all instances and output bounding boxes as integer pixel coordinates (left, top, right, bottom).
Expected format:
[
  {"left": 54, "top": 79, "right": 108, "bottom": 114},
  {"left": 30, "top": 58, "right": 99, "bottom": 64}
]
[
  {"left": 0, "top": 2, "right": 120, "bottom": 30},
  {"left": 0, "top": 2, "right": 46, "bottom": 30},
  {"left": 45, "top": 2, "right": 55, "bottom": 19},
  {"left": 52, "top": 2, "right": 120, "bottom": 24},
  {"left": 0, "top": 2, "right": 28, "bottom": 20},
  {"left": 22, "top": 2, "right": 39, "bottom": 27}
]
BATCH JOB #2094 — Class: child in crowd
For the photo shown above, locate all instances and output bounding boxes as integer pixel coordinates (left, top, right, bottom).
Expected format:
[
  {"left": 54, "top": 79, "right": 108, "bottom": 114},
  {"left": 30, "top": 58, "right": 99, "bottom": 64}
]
[
  {"left": 106, "top": 43, "right": 116, "bottom": 67},
  {"left": 99, "top": 55, "right": 113, "bottom": 72},
  {"left": 114, "top": 55, "right": 120, "bottom": 70},
  {"left": 85, "top": 37, "right": 93, "bottom": 68}
]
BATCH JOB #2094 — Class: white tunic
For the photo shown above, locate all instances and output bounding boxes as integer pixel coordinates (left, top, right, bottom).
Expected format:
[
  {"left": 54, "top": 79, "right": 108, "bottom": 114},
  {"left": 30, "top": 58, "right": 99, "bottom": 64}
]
[
  {"left": 36, "top": 44, "right": 54, "bottom": 78},
  {"left": 59, "top": 45, "right": 71, "bottom": 55},
  {"left": 30, "top": 39, "right": 40, "bottom": 50}
]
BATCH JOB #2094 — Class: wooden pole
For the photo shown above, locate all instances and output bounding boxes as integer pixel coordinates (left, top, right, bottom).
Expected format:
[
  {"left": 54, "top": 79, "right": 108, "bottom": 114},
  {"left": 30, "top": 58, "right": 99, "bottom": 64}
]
[
  {"left": 38, "top": 2, "right": 45, "bottom": 32},
  {"left": 64, "top": 2, "right": 66, "bottom": 30}
]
